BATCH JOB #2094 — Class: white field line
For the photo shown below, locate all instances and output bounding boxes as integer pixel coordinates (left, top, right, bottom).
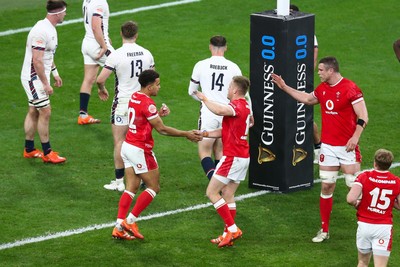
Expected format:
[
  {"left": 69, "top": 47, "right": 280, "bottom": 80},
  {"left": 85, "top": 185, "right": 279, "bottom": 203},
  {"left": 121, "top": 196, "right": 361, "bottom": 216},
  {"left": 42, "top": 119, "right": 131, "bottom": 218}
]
[
  {"left": 0, "top": 191, "right": 268, "bottom": 251},
  {"left": 1, "top": 162, "right": 399, "bottom": 251},
  {"left": 0, "top": 0, "right": 201, "bottom": 37}
]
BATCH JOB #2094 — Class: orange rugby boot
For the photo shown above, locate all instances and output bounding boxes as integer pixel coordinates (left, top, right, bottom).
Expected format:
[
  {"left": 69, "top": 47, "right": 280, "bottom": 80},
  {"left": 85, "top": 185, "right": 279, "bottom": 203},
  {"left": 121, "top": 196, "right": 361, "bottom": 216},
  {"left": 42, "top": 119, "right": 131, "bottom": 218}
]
[
  {"left": 211, "top": 235, "right": 233, "bottom": 246},
  {"left": 218, "top": 228, "right": 242, "bottom": 248},
  {"left": 112, "top": 228, "right": 135, "bottom": 240},
  {"left": 42, "top": 151, "right": 66, "bottom": 164},
  {"left": 121, "top": 220, "right": 144, "bottom": 239},
  {"left": 23, "top": 148, "right": 43, "bottom": 158},
  {"left": 78, "top": 115, "right": 101, "bottom": 125}
]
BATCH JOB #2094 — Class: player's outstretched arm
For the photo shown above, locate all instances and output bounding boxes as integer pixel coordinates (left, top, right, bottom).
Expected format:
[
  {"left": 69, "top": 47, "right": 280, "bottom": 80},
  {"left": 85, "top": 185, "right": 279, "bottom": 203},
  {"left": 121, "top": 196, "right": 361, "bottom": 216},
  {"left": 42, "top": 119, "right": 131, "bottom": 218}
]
[
  {"left": 271, "top": 73, "right": 318, "bottom": 105},
  {"left": 150, "top": 116, "right": 202, "bottom": 142},
  {"left": 202, "top": 129, "right": 222, "bottom": 139},
  {"left": 192, "top": 91, "right": 233, "bottom": 116},
  {"left": 186, "top": 130, "right": 203, "bottom": 142}
]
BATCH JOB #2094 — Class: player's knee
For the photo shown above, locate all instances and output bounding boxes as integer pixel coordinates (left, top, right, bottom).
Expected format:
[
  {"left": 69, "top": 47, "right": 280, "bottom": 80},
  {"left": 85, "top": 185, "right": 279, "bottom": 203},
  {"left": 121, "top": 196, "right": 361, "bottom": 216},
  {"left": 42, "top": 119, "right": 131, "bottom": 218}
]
[
  {"left": 357, "top": 250, "right": 372, "bottom": 267},
  {"left": 28, "top": 106, "right": 38, "bottom": 114},
  {"left": 206, "top": 187, "right": 219, "bottom": 202},
  {"left": 344, "top": 174, "right": 356, "bottom": 187},
  {"left": 148, "top": 185, "right": 160, "bottom": 194},
  {"left": 145, "top": 188, "right": 158, "bottom": 198},
  {"left": 205, "top": 187, "right": 213, "bottom": 199},
  {"left": 38, "top": 109, "right": 51, "bottom": 122},
  {"left": 221, "top": 187, "right": 234, "bottom": 200},
  {"left": 89, "top": 75, "right": 97, "bottom": 85},
  {"left": 83, "top": 73, "right": 97, "bottom": 86},
  {"left": 319, "top": 170, "right": 339, "bottom": 184}
]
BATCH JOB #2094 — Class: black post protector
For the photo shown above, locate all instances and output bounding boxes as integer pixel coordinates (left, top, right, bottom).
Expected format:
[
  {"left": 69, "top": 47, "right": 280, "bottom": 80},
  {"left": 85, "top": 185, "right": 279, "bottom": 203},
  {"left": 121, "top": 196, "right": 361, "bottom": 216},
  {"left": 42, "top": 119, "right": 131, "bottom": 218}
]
[{"left": 249, "top": 10, "right": 315, "bottom": 192}]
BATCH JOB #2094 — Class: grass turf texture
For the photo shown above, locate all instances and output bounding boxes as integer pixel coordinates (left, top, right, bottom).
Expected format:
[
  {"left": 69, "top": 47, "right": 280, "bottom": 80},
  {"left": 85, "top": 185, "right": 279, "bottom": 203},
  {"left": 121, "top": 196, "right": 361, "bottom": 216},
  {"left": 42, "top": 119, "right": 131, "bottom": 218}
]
[{"left": 0, "top": 0, "right": 400, "bottom": 266}]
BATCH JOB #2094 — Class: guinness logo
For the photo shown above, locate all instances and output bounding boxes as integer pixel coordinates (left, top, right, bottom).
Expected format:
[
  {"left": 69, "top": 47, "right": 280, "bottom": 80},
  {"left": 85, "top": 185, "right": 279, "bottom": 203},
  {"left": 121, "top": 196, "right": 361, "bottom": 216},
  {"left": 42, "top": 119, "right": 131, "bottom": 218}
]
[
  {"left": 257, "top": 144, "right": 276, "bottom": 164},
  {"left": 292, "top": 147, "right": 307, "bottom": 166}
]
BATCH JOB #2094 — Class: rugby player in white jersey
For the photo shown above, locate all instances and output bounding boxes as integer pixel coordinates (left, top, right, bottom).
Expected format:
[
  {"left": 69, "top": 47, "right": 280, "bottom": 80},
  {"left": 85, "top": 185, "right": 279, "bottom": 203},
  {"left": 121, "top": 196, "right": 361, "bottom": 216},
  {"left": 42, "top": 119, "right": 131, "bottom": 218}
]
[
  {"left": 78, "top": 0, "right": 114, "bottom": 125},
  {"left": 21, "top": 0, "right": 67, "bottom": 164},
  {"left": 96, "top": 21, "right": 157, "bottom": 192},
  {"left": 188, "top": 35, "right": 253, "bottom": 182}
]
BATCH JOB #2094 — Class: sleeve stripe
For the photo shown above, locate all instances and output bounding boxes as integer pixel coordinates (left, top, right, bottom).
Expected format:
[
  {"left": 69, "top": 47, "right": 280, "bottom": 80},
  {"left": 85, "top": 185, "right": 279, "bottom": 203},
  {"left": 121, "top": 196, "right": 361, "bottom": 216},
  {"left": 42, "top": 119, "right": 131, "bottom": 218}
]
[
  {"left": 352, "top": 97, "right": 364, "bottom": 105},
  {"left": 228, "top": 103, "right": 236, "bottom": 116},
  {"left": 190, "top": 78, "right": 200, "bottom": 84},
  {"left": 32, "top": 46, "right": 45, "bottom": 51}
]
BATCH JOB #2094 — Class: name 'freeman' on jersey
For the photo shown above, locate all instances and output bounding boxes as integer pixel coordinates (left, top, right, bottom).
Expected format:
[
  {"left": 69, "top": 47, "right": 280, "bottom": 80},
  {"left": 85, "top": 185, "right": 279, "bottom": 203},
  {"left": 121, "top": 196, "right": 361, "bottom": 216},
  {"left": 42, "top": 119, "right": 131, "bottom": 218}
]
[{"left": 127, "top": 51, "right": 144, "bottom": 57}]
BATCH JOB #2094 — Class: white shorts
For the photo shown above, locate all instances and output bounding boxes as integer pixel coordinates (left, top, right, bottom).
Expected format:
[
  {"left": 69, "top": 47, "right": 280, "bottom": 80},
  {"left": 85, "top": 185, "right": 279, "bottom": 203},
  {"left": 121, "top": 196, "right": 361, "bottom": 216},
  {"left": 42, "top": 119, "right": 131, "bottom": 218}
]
[
  {"left": 319, "top": 143, "right": 360, "bottom": 167},
  {"left": 356, "top": 221, "right": 392, "bottom": 256},
  {"left": 214, "top": 156, "right": 250, "bottom": 184},
  {"left": 111, "top": 97, "right": 130, "bottom": 125},
  {"left": 121, "top": 141, "right": 158, "bottom": 174},
  {"left": 198, "top": 108, "right": 222, "bottom": 131},
  {"left": 21, "top": 79, "right": 50, "bottom": 108},
  {"left": 81, "top": 38, "right": 114, "bottom": 66}
]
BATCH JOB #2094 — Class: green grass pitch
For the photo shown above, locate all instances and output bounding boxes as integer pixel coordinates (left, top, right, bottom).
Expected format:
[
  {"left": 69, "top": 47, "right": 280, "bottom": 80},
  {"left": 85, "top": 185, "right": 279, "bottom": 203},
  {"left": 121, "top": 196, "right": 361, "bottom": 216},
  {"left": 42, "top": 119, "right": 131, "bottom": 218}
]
[{"left": 0, "top": 0, "right": 399, "bottom": 266}]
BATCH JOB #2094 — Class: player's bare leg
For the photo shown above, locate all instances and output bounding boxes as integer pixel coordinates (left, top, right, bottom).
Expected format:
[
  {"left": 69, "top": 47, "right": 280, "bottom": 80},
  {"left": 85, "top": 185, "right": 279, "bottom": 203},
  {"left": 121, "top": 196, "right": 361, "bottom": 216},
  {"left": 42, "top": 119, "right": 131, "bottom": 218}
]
[
  {"left": 37, "top": 106, "right": 51, "bottom": 144},
  {"left": 23, "top": 107, "right": 43, "bottom": 158},
  {"left": 24, "top": 107, "right": 39, "bottom": 140},
  {"left": 104, "top": 125, "right": 128, "bottom": 191},
  {"left": 372, "top": 254, "right": 389, "bottom": 267},
  {"left": 357, "top": 251, "right": 372, "bottom": 267},
  {"left": 78, "top": 64, "right": 101, "bottom": 124}
]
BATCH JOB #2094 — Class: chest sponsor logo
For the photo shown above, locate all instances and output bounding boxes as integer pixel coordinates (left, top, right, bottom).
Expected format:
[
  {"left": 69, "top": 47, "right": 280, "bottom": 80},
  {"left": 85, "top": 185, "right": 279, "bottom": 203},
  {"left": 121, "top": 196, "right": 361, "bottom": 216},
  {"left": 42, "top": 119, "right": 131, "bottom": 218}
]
[{"left": 326, "top": 99, "right": 334, "bottom": 110}]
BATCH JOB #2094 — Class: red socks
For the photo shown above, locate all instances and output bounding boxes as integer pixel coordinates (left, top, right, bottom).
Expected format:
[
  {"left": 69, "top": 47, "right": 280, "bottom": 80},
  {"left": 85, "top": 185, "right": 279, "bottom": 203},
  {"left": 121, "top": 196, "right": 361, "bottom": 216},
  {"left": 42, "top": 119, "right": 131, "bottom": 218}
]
[
  {"left": 320, "top": 195, "right": 333, "bottom": 232},
  {"left": 214, "top": 198, "right": 234, "bottom": 227},
  {"left": 131, "top": 188, "right": 156, "bottom": 217},
  {"left": 117, "top": 191, "right": 134, "bottom": 219}
]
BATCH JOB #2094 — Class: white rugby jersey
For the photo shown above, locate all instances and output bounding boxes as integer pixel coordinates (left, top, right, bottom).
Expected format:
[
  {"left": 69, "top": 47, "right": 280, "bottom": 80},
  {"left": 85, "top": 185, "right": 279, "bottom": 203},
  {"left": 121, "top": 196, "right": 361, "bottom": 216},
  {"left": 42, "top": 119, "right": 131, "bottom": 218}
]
[
  {"left": 188, "top": 56, "right": 242, "bottom": 105},
  {"left": 21, "top": 18, "right": 57, "bottom": 81},
  {"left": 104, "top": 43, "right": 155, "bottom": 98},
  {"left": 82, "top": 0, "right": 110, "bottom": 44}
]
